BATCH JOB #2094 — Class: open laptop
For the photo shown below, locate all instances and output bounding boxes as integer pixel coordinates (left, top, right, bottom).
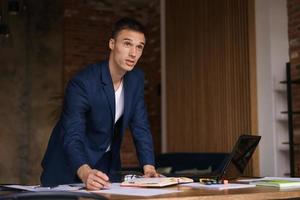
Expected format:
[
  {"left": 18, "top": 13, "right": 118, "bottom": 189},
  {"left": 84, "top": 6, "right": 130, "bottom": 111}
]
[{"left": 198, "top": 134, "right": 261, "bottom": 181}]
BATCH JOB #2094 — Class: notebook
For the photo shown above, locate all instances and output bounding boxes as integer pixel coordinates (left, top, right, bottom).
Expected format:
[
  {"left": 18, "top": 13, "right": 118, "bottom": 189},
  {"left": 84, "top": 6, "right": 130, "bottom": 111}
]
[
  {"left": 200, "top": 134, "right": 261, "bottom": 181},
  {"left": 120, "top": 177, "right": 193, "bottom": 187}
]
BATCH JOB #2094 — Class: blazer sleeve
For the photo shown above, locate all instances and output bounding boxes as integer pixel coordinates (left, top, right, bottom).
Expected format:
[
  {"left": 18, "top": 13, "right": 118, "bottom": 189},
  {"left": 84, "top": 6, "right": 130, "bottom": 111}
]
[
  {"left": 129, "top": 73, "right": 155, "bottom": 167},
  {"left": 61, "top": 77, "right": 90, "bottom": 173}
]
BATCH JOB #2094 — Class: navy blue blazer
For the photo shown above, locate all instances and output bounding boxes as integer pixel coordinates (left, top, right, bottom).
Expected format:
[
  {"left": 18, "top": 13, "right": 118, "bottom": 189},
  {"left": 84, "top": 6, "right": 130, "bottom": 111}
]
[{"left": 40, "top": 61, "right": 155, "bottom": 186}]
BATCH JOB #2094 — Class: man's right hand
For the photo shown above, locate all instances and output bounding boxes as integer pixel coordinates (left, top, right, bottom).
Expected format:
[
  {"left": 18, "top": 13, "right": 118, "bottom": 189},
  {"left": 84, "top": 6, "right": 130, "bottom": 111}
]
[{"left": 77, "top": 164, "right": 111, "bottom": 190}]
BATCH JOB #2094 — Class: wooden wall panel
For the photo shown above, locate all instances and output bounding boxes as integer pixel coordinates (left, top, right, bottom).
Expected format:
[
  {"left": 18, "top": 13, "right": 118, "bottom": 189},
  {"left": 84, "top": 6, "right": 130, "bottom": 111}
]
[{"left": 165, "top": 0, "right": 257, "bottom": 175}]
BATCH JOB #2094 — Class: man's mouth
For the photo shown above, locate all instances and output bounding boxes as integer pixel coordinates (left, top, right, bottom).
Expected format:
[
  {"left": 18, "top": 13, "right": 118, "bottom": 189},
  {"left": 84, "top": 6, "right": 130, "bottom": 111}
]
[{"left": 125, "top": 59, "right": 135, "bottom": 66}]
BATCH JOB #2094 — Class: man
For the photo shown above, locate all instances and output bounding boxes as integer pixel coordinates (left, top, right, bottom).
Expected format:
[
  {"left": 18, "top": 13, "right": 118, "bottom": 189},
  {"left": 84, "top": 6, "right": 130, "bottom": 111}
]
[{"left": 41, "top": 17, "right": 159, "bottom": 190}]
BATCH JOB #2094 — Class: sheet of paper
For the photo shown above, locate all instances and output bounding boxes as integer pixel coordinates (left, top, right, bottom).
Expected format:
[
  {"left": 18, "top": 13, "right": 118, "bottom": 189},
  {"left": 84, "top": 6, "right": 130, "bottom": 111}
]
[
  {"left": 2, "top": 184, "right": 83, "bottom": 192},
  {"left": 181, "top": 182, "right": 256, "bottom": 190},
  {"left": 238, "top": 177, "right": 300, "bottom": 183},
  {"left": 91, "top": 183, "right": 181, "bottom": 196},
  {"left": 2, "top": 185, "right": 48, "bottom": 192}
]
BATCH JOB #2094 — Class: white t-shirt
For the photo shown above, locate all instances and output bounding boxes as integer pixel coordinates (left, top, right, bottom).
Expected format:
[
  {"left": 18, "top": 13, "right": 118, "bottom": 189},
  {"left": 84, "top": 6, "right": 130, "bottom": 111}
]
[
  {"left": 106, "top": 80, "right": 124, "bottom": 152},
  {"left": 114, "top": 80, "right": 124, "bottom": 123}
]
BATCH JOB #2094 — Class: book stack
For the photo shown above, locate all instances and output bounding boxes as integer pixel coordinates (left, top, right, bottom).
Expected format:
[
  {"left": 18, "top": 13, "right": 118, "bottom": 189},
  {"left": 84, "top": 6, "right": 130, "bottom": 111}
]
[{"left": 252, "top": 179, "right": 300, "bottom": 189}]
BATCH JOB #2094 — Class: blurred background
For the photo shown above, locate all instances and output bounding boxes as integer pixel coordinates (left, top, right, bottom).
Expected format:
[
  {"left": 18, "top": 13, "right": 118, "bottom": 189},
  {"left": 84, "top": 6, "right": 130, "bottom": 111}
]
[{"left": 0, "top": 0, "right": 299, "bottom": 185}]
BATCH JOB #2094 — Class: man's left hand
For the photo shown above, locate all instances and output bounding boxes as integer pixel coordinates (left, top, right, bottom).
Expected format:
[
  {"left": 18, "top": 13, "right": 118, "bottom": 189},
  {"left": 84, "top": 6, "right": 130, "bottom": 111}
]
[{"left": 143, "top": 165, "right": 159, "bottom": 177}]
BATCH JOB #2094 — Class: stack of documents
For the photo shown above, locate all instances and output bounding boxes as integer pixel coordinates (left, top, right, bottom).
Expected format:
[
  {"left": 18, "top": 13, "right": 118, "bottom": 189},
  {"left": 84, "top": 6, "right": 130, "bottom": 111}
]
[
  {"left": 252, "top": 180, "right": 300, "bottom": 188},
  {"left": 239, "top": 177, "right": 300, "bottom": 189}
]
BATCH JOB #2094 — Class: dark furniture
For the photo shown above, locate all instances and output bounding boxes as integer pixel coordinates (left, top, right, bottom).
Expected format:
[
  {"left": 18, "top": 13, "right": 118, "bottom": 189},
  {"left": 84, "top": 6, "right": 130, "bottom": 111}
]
[
  {"left": 155, "top": 152, "right": 229, "bottom": 176},
  {"left": 281, "top": 62, "right": 300, "bottom": 176}
]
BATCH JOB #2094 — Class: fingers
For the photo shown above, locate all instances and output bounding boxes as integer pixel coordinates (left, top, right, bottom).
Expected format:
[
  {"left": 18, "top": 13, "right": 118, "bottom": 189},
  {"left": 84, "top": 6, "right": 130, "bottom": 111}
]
[
  {"left": 144, "top": 170, "right": 159, "bottom": 177},
  {"left": 86, "top": 170, "right": 111, "bottom": 190},
  {"left": 144, "top": 171, "right": 160, "bottom": 177},
  {"left": 97, "top": 170, "right": 109, "bottom": 180},
  {"left": 143, "top": 164, "right": 159, "bottom": 177}
]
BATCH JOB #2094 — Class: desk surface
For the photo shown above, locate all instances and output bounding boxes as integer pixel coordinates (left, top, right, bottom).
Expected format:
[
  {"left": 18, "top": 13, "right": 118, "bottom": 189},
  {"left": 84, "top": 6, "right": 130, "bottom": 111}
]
[
  {"left": 97, "top": 185, "right": 300, "bottom": 200},
  {"left": 2, "top": 185, "right": 300, "bottom": 200}
]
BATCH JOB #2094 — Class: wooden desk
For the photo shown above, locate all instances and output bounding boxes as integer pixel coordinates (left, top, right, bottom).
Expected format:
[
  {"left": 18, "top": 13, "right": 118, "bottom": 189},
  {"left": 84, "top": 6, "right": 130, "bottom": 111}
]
[
  {"left": 2, "top": 185, "right": 300, "bottom": 200},
  {"left": 98, "top": 185, "right": 300, "bottom": 200}
]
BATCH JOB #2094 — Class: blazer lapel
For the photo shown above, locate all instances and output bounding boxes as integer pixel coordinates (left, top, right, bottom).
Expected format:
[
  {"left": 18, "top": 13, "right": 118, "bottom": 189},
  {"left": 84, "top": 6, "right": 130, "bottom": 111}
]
[
  {"left": 122, "top": 73, "right": 132, "bottom": 131},
  {"left": 100, "top": 62, "right": 115, "bottom": 121}
]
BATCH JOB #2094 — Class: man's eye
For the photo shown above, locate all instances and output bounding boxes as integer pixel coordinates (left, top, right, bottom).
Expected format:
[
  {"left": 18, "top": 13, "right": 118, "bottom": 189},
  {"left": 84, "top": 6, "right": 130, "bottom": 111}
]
[
  {"left": 137, "top": 45, "right": 144, "bottom": 51},
  {"left": 124, "top": 42, "right": 131, "bottom": 47}
]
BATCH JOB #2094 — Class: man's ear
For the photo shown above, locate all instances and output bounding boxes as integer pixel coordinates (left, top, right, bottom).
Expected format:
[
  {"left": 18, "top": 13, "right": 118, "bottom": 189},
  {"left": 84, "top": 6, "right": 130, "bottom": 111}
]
[{"left": 109, "top": 39, "right": 115, "bottom": 50}]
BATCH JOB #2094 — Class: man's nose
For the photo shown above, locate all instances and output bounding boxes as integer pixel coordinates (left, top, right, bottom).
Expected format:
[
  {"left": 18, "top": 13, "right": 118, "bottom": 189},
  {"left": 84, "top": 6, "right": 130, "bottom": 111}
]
[{"left": 129, "top": 47, "right": 137, "bottom": 57}]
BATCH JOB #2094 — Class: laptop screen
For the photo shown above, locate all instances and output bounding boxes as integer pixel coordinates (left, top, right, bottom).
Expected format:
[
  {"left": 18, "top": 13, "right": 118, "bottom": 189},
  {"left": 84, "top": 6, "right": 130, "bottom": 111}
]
[{"left": 220, "top": 135, "right": 261, "bottom": 180}]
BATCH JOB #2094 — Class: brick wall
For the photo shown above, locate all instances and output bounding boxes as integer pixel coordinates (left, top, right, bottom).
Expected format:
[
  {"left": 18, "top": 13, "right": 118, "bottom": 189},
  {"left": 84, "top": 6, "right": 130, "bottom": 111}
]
[
  {"left": 63, "top": 0, "right": 161, "bottom": 167},
  {"left": 287, "top": 0, "right": 300, "bottom": 175}
]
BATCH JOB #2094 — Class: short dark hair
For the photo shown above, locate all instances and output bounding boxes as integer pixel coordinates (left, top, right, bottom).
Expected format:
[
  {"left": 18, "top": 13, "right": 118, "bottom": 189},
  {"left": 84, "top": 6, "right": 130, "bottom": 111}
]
[{"left": 111, "top": 17, "right": 146, "bottom": 39}]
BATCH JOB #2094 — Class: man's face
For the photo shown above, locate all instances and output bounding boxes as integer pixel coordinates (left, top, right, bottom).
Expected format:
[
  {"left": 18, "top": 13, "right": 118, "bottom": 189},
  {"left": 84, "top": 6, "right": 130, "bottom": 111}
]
[{"left": 109, "top": 29, "right": 145, "bottom": 73}]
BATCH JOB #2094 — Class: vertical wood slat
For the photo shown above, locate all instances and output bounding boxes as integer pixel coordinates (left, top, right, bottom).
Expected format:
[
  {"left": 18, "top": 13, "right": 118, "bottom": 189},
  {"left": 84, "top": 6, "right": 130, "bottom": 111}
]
[
  {"left": 165, "top": 0, "right": 257, "bottom": 175},
  {"left": 248, "top": 0, "right": 259, "bottom": 176}
]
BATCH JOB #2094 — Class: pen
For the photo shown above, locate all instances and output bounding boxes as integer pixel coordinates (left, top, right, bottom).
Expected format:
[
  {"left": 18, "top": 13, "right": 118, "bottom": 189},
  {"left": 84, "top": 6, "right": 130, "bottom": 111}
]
[
  {"left": 200, "top": 180, "right": 213, "bottom": 185},
  {"left": 199, "top": 178, "right": 219, "bottom": 185},
  {"left": 199, "top": 178, "right": 228, "bottom": 185}
]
